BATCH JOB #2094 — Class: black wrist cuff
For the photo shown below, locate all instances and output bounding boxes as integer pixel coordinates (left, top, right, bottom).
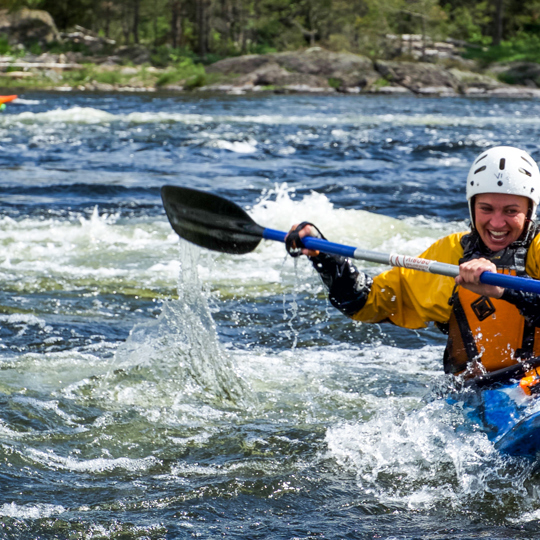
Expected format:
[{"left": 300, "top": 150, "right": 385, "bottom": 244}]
[{"left": 286, "top": 222, "right": 326, "bottom": 258}]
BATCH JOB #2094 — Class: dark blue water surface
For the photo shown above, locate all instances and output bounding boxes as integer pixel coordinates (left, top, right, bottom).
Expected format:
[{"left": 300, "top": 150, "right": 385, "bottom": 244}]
[{"left": 2, "top": 91, "right": 540, "bottom": 539}]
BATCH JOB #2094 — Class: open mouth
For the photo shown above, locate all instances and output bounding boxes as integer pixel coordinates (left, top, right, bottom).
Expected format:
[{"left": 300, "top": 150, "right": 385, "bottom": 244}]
[{"left": 488, "top": 230, "right": 509, "bottom": 243}]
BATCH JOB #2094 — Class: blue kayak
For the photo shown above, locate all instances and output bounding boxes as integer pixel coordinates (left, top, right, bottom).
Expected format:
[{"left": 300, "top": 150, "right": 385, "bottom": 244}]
[{"left": 461, "top": 378, "right": 540, "bottom": 458}]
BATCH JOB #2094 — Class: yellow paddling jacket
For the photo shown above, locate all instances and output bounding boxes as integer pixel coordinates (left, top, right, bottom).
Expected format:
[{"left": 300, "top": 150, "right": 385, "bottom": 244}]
[{"left": 348, "top": 230, "right": 540, "bottom": 374}]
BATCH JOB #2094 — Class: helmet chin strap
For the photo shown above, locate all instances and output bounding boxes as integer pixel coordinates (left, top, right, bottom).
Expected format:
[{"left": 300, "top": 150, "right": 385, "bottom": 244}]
[
  {"left": 469, "top": 195, "right": 476, "bottom": 231},
  {"left": 523, "top": 200, "right": 536, "bottom": 236}
]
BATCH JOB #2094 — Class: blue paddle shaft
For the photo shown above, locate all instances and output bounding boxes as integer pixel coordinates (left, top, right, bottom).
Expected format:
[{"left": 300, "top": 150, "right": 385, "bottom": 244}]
[{"left": 262, "top": 228, "right": 540, "bottom": 295}]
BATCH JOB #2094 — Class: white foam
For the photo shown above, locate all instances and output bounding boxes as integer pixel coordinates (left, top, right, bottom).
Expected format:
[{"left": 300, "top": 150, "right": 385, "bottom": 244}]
[
  {"left": 0, "top": 502, "right": 66, "bottom": 519},
  {"left": 11, "top": 106, "right": 116, "bottom": 124},
  {"left": 27, "top": 448, "right": 159, "bottom": 473},
  {"left": 250, "top": 184, "right": 460, "bottom": 253},
  {"left": 211, "top": 139, "right": 258, "bottom": 153},
  {"left": 0, "top": 184, "right": 465, "bottom": 303},
  {"left": 5, "top": 106, "right": 540, "bottom": 129},
  {"left": 324, "top": 386, "right": 514, "bottom": 511},
  {"left": 0, "top": 206, "right": 180, "bottom": 291},
  {"left": 0, "top": 313, "right": 48, "bottom": 328}
]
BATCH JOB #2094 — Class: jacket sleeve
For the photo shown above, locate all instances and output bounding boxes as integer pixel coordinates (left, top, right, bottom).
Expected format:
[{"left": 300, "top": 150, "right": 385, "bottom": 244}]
[
  {"left": 500, "top": 289, "right": 540, "bottom": 326},
  {"left": 504, "top": 232, "right": 540, "bottom": 327},
  {"left": 309, "top": 252, "right": 373, "bottom": 317},
  {"left": 349, "top": 233, "right": 466, "bottom": 329}
]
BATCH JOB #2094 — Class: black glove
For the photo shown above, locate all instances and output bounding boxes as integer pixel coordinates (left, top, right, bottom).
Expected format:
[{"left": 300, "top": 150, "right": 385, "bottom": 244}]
[{"left": 285, "top": 222, "right": 326, "bottom": 257}]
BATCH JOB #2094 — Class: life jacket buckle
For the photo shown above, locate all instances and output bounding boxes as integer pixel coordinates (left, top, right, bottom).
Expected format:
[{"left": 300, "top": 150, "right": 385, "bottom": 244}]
[{"left": 470, "top": 296, "right": 496, "bottom": 321}]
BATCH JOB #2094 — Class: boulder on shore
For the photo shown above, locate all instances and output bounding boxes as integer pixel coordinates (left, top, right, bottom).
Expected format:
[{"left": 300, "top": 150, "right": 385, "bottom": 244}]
[
  {"left": 489, "top": 62, "right": 540, "bottom": 87},
  {"left": 207, "top": 48, "right": 380, "bottom": 91},
  {"left": 449, "top": 68, "right": 505, "bottom": 95},
  {"left": 0, "top": 8, "right": 60, "bottom": 46},
  {"left": 374, "top": 60, "right": 459, "bottom": 95},
  {"left": 204, "top": 49, "right": 540, "bottom": 97},
  {"left": 232, "top": 62, "right": 331, "bottom": 90},
  {"left": 206, "top": 49, "right": 477, "bottom": 95}
]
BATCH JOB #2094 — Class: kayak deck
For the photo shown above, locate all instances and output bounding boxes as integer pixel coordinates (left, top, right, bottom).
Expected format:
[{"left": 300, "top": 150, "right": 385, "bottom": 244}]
[{"left": 461, "top": 382, "right": 540, "bottom": 458}]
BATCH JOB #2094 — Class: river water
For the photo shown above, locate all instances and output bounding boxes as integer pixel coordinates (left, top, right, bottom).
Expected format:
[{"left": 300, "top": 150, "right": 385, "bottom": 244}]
[{"left": 1, "top": 91, "right": 540, "bottom": 539}]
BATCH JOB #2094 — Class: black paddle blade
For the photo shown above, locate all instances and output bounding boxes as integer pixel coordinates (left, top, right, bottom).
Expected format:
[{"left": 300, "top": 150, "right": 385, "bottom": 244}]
[{"left": 161, "top": 185, "right": 265, "bottom": 255}]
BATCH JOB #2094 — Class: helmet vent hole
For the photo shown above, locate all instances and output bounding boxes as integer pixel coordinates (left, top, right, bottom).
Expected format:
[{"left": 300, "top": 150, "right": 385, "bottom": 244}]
[
  {"left": 474, "top": 165, "right": 486, "bottom": 174},
  {"left": 521, "top": 155, "right": 533, "bottom": 167},
  {"left": 475, "top": 154, "right": 488, "bottom": 164},
  {"left": 499, "top": 158, "right": 506, "bottom": 170},
  {"left": 497, "top": 181, "right": 503, "bottom": 186},
  {"left": 519, "top": 167, "right": 532, "bottom": 177}
]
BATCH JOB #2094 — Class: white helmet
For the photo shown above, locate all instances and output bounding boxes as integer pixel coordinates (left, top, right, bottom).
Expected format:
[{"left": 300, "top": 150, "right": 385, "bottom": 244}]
[{"left": 466, "top": 146, "right": 540, "bottom": 229}]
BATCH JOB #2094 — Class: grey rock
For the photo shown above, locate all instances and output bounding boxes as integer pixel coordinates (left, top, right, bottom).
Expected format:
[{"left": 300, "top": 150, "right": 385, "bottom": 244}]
[
  {"left": 369, "top": 85, "right": 413, "bottom": 95},
  {"left": 375, "top": 60, "right": 459, "bottom": 93},
  {"left": 489, "top": 62, "right": 540, "bottom": 88},
  {"left": 249, "top": 62, "right": 291, "bottom": 86},
  {"left": 207, "top": 49, "right": 378, "bottom": 90},
  {"left": 449, "top": 68, "right": 503, "bottom": 92},
  {"left": 0, "top": 8, "right": 60, "bottom": 46},
  {"left": 206, "top": 54, "right": 272, "bottom": 75},
  {"left": 60, "top": 25, "right": 116, "bottom": 55},
  {"left": 115, "top": 45, "right": 151, "bottom": 65},
  {"left": 415, "top": 86, "right": 458, "bottom": 96},
  {"left": 485, "top": 86, "right": 540, "bottom": 98}
]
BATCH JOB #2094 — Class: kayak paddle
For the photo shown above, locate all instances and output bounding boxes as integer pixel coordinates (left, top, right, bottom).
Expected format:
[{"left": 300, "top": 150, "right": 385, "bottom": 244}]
[{"left": 161, "top": 185, "right": 540, "bottom": 295}]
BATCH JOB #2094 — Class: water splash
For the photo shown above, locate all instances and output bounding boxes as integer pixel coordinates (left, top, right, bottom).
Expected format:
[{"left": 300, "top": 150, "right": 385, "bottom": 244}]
[
  {"left": 109, "top": 240, "right": 251, "bottom": 409},
  {"left": 325, "top": 389, "right": 539, "bottom": 515}
]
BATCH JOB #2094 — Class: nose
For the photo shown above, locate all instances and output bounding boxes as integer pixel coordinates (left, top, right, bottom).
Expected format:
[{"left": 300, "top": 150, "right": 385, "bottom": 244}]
[{"left": 489, "top": 210, "right": 507, "bottom": 228}]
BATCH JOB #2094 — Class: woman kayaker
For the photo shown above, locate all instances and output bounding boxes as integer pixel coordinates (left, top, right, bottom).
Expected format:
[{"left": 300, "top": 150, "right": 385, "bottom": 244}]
[{"left": 286, "top": 146, "right": 540, "bottom": 377}]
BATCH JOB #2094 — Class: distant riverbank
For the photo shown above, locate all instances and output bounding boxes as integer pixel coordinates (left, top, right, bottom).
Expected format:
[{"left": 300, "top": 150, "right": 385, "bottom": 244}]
[{"left": 2, "top": 47, "right": 540, "bottom": 98}]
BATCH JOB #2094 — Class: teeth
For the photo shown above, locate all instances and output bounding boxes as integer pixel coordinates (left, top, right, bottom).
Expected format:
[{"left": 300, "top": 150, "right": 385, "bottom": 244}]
[{"left": 490, "top": 231, "right": 507, "bottom": 238}]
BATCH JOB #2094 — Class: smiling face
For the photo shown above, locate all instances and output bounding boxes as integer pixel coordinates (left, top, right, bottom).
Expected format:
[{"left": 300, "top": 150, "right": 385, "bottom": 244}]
[{"left": 474, "top": 193, "right": 530, "bottom": 251}]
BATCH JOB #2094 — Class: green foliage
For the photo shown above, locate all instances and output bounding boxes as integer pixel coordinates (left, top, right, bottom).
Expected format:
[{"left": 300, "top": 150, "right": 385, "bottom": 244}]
[
  {"left": 2, "top": 0, "right": 540, "bottom": 71},
  {"left": 442, "top": 1, "right": 491, "bottom": 45},
  {"left": 28, "top": 42, "right": 42, "bottom": 55},
  {"left": 248, "top": 44, "right": 278, "bottom": 55},
  {"left": 155, "top": 57, "right": 206, "bottom": 88},
  {"left": 327, "top": 77, "right": 341, "bottom": 88},
  {"left": 465, "top": 32, "right": 540, "bottom": 65},
  {"left": 24, "top": 0, "right": 44, "bottom": 8},
  {"left": 151, "top": 46, "right": 198, "bottom": 68},
  {"left": 327, "top": 33, "right": 353, "bottom": 52},
  {"left": 183, "top": 72, "right": 206, "bottom": 90},
  {"left": 0, "top": 35, "right": 10, "bottom": 55},
  {"left": 93, "top": 70, "right": 125, "bottom": 86},
  {"left": 373, "top": 77, "right": 391, "bottom": 88},
  {"left": 61, "top": 66, "right": 93, "bottom": 86}
]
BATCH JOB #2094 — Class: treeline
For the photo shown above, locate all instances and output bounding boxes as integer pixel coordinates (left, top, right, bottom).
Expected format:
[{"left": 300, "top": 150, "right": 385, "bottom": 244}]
[{"left": 1, "top": 0, "right": 540, "bottom": 61}]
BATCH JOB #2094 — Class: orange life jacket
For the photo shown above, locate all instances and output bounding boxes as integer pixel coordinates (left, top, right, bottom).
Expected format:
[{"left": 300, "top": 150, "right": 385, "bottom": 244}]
[
  {"left": 443, "top": 231, "right": 540, "bottom": 375},
  {"left": 444, "top": 270, "right": 540, "bottom": 374}
]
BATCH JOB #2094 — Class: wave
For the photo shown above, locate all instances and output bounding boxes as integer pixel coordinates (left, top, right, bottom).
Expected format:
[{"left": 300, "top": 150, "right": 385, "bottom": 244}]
[
  {"left": 0, "top": 186, "right": 464, "bottom": 297},
  {"left": 0, "top": 502, "right": 66, "bottom": 519},
  {"left": 4, "top": 105, "right": 540, "bottom": 129}
]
